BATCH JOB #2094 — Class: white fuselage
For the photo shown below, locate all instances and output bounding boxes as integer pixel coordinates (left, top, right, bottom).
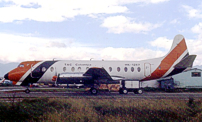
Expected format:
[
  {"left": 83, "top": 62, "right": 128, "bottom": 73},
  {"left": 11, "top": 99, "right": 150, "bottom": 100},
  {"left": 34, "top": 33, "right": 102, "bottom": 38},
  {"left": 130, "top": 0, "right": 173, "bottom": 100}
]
[{"left": 36, "top": 58, "right": 163, "bottom": 83}]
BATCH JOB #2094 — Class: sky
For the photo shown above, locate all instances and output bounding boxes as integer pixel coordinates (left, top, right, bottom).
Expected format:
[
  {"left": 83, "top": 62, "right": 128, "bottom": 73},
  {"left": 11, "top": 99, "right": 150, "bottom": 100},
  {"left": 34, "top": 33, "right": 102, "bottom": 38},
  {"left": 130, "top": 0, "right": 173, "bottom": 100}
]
[{"left": 0, "top": 0, "right": 202, "bottom": 66}]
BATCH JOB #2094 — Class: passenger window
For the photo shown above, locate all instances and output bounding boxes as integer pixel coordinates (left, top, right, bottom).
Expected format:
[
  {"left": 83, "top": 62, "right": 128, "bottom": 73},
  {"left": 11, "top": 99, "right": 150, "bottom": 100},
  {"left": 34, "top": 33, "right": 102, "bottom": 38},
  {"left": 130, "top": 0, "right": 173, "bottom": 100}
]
[
  {"left": 117, "top": 67, "right": 120, "bottom": 72},
  {"left": 78, "top": 67, "right": 81, "bottom": 71},
  {"left": 131, "top": 67, "right": 134, "bottom": 72},
  {"left": 124, "top": 67, "right": 128, "bottom": 72},
  {"left": 109, "top": 67, "right": 112, "bottom": 72},
  {"left": 71, "top": 67, "right": 75, "bottom": 72},
  {"left": 50, "top": 67, "right": 54, "bottom": 72},
  {"left": 63, "top": 67, "right": 66, "bottom": 72},
  {"left": 137, "top": 67, "right": 141, "bottom": 72}
]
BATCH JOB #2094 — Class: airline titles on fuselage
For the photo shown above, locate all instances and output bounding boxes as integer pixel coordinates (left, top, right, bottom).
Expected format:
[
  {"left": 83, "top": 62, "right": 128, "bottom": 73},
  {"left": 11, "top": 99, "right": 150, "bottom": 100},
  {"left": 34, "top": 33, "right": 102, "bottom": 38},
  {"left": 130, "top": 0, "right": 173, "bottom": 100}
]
[
  {"left": 125, "top": 64, "right": 140, "bottom": 66},
  {"left": 64, "top": 63, "right": 92, "bottom": 67}
]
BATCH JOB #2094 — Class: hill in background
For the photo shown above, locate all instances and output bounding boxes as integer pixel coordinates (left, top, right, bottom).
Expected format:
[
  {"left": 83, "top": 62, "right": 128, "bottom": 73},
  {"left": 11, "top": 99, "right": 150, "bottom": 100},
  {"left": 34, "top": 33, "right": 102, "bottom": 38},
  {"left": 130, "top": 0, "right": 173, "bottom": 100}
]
[
  {"left": 0, "top": 62, "right": 19, "bottom": 77},
  {"left": 194, "top": 65, "right": 202, "bottom": 70}
]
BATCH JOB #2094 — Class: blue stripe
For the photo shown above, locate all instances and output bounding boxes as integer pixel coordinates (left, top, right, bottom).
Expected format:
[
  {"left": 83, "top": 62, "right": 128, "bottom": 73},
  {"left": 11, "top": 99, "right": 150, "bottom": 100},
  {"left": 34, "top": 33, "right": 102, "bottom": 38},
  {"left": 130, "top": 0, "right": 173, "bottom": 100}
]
[{"left": 21, "top": 61, "right": 57, "bottom": 86}]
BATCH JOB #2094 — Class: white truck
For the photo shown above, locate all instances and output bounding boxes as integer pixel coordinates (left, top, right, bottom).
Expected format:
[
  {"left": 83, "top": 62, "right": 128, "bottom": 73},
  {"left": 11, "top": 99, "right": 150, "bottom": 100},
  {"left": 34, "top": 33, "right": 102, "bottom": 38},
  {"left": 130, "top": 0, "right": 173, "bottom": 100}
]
[{"left": 119, "top": 80, "right": 143, "bottom": 94}]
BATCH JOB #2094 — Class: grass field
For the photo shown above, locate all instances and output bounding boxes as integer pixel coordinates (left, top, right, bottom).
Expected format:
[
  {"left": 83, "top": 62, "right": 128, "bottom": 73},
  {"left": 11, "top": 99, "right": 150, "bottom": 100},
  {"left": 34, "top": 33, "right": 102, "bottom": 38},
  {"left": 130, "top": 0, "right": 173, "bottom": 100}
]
[{"left": 0, "top": 97, "right": 202, "bottom": 122}]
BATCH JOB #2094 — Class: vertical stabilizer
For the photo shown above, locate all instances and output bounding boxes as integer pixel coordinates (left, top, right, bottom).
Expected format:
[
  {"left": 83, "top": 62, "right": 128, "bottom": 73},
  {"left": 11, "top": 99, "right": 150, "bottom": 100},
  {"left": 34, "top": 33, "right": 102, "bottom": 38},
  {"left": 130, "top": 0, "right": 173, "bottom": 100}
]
[
  {"left": 142, "top": 34, "right": 192, "bottom": 81},
  {"left": 167, "top": 34, "right": 188, "bottom": 57}
]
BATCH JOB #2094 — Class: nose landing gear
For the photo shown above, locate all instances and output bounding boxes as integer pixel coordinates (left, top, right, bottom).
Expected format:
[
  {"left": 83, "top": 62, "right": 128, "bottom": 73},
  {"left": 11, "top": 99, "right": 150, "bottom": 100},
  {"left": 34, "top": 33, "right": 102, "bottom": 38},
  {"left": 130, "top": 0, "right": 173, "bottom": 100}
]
[{"left": 25, "top": 88, "right": 30, "bottom": 94}]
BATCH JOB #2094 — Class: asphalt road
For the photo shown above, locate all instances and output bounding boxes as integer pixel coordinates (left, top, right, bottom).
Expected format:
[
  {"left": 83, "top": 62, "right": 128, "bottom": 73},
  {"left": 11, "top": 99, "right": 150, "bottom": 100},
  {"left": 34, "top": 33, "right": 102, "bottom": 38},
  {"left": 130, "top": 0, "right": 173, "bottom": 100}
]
[{"left": 0, "top": 91, "right": 202, "bottom": 100}]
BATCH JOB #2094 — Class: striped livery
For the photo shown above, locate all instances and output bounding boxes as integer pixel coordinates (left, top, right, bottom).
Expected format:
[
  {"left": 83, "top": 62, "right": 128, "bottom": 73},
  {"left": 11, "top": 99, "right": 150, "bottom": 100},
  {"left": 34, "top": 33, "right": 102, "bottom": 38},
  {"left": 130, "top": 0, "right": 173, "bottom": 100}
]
[{"left": 4, "top": 34, "right": 196, "bottom": 86}]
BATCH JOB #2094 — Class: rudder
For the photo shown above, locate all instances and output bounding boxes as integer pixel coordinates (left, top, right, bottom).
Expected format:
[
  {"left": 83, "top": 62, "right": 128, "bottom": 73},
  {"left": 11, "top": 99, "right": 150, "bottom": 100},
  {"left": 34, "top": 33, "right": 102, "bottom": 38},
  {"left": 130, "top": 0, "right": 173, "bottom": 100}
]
[{"left": 167, "top": 34, "right": 188, "bottom": 56}]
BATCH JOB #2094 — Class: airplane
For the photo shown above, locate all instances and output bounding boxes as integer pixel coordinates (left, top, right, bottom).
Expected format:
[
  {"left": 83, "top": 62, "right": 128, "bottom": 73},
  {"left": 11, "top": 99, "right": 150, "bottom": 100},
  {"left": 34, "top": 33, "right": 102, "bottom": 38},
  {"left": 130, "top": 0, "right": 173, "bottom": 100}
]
[{"left": 4, "top": 34, "right": 196, "bottom": 94}]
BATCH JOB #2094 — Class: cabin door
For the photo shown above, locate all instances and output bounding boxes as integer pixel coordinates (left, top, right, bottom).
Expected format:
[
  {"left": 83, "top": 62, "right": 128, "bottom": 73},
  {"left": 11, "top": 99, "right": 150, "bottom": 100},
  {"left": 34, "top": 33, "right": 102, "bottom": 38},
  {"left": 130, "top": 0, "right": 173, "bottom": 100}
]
[{"left": 144, "top": 63, "right": 151, "bottom": 77}]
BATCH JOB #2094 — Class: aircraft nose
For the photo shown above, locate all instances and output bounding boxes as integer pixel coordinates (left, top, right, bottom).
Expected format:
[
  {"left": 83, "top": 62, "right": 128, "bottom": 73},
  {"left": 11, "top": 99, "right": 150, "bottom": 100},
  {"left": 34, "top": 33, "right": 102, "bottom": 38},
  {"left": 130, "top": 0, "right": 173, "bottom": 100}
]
[{"left": 4, "top": 73, "right": 9, "bottom": 80}]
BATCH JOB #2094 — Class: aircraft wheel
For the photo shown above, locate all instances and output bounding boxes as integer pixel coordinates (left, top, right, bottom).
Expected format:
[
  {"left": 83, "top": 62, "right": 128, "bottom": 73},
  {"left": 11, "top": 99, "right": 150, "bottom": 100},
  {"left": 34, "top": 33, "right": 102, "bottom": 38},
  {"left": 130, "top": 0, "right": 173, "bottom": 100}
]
[
  {"left": 122, "top": 89, "right": 128, "bottom": 94},
  {"left": 138, "top": 89, "right": 143, "bottom": 94},
  {"left": 134, "top": 89, "right": 143, "bottom": 94},
  {"left": 90, "top": 88, "right": 98, "bottom": 95},
  {"left": 25, "top": 89, "right": 30, "bottom": 94}
]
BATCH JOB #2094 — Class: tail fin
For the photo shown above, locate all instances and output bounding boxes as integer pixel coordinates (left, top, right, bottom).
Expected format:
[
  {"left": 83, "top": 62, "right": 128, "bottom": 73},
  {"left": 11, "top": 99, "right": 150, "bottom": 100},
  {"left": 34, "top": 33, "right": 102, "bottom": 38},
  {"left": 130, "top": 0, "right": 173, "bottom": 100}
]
[
  {"left": 166, "top": 34, "right": 188, "bottom": 59},
  {"left": 141, "top": 34, "right": 196, "bottom": 81},
  {"left": 163, "top": 34, "right": 196, "bottom": 77}
]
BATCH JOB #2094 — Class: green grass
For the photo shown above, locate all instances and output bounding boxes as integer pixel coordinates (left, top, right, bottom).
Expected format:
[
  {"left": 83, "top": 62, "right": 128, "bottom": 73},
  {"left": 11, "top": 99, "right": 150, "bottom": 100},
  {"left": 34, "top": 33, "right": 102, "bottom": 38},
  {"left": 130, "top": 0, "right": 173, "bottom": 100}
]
[{"left": 1, "top": 97, "right": 202, "bottom": 121}]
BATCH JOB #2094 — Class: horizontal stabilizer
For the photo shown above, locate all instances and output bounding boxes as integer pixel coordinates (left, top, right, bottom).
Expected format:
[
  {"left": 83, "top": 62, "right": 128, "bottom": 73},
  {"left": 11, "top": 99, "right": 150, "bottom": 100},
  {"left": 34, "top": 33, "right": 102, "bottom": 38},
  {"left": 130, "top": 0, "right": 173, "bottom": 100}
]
[{"left": 174, "top": 55, "right": 197, "bottom": 69}]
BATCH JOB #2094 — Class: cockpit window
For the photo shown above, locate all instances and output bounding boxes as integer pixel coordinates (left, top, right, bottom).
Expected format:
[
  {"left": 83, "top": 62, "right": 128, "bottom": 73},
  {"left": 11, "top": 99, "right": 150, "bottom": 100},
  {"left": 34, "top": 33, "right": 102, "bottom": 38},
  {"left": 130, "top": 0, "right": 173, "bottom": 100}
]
[{"left": 18, "top": 64, "right": 24, "bottom": 67}]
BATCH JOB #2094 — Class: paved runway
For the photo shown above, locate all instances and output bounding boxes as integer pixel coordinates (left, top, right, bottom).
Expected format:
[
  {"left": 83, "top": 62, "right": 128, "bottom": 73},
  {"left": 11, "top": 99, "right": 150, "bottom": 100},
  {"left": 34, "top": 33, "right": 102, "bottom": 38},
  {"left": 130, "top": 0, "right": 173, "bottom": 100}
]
[
  {"left": 0, "top": 86, "right": 202, "bottom": 100},
  {"left": 0, "top": 91, "right": 202, "bottom": 100}
]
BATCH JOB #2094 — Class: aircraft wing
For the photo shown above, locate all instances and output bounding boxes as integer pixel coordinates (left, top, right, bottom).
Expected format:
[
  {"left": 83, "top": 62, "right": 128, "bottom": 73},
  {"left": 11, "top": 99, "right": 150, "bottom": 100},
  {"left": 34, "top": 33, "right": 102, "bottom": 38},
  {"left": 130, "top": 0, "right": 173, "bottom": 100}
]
[
  {"left": 83, "top": 67, "right": 113, "bottom": 80},
  {"left": 56, "top": 67, "right": 122, "bottom": 84}
]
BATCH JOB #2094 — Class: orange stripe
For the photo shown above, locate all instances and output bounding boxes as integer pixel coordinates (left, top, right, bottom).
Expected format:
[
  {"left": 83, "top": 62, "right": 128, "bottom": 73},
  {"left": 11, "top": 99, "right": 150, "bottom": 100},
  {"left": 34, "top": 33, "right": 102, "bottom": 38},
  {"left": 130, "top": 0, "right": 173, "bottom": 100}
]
[
  {"left": 142, "top": 38, "right": 187, "bottom": 81},
  {"left": 8, "top": 61, "right": 41, "bottom": 85}
]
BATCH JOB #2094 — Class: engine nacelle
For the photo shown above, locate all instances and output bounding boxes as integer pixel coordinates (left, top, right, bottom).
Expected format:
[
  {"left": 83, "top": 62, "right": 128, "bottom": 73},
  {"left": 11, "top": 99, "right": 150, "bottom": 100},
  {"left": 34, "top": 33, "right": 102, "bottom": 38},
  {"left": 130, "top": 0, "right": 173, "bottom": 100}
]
[{"left": 56, "top": 72, "right": 92, "bottom": 84}]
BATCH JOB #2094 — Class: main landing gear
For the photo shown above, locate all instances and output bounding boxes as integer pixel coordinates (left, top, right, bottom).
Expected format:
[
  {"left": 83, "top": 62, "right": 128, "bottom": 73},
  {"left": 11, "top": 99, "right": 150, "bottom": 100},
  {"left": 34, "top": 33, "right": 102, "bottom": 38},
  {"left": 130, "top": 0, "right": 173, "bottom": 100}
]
[
  {"left": 90, "top": 87, "right": 98, "bottom": 95},
  {"left": 89, "top": 82, "right": 99, "bottom": 95}
]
